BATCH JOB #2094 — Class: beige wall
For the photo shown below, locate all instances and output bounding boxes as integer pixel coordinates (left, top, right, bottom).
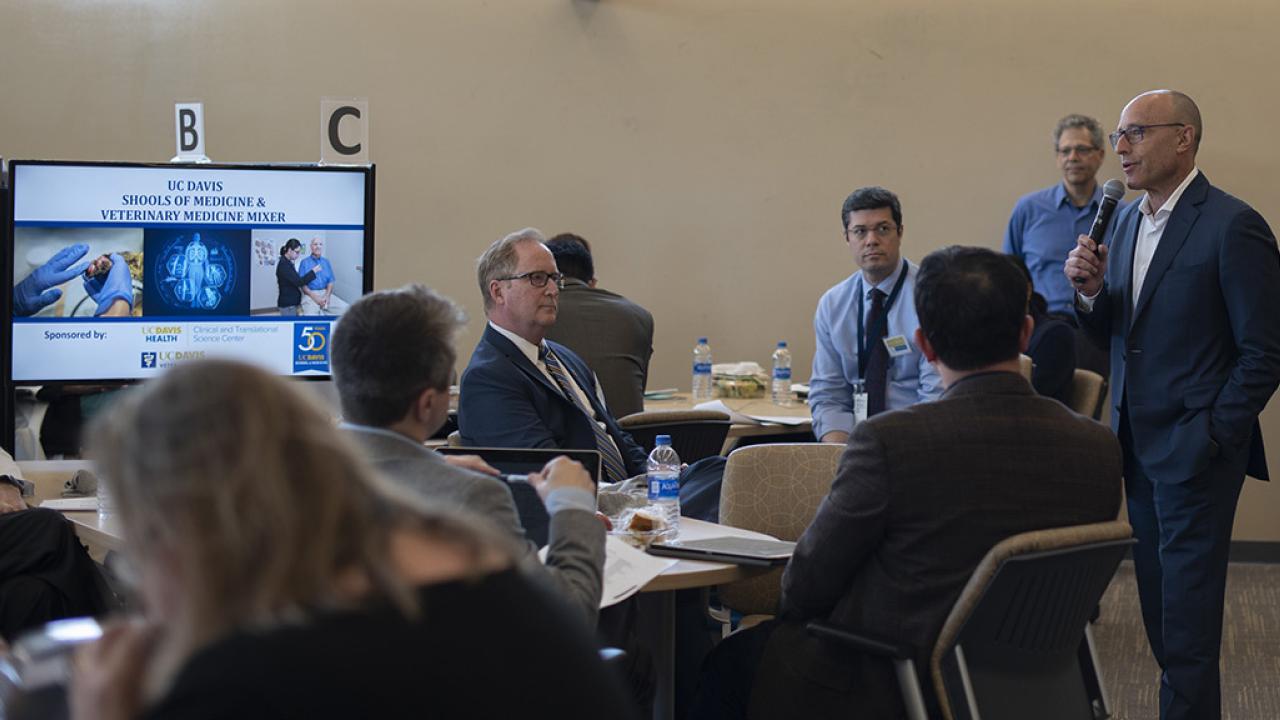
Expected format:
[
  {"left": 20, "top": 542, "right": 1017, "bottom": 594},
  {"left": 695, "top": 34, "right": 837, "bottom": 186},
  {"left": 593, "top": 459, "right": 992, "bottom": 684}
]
[{"left": 2, "top": 0, "right": 1278, "bottom": 539}]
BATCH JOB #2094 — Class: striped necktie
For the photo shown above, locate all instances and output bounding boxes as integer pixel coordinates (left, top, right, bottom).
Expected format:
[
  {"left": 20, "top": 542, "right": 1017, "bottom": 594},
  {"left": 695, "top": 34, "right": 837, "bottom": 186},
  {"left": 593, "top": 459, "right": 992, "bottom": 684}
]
[{"left": 541, "top": 347, "right": 629, "bottom": 484}]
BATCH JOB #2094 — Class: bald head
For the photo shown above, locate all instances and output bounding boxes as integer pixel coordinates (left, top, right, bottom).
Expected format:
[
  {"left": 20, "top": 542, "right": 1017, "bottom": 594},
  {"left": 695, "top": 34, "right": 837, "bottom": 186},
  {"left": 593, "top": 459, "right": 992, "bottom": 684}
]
[{"left": 1129, "top": 89, "right": 1202, "bottom": 151}]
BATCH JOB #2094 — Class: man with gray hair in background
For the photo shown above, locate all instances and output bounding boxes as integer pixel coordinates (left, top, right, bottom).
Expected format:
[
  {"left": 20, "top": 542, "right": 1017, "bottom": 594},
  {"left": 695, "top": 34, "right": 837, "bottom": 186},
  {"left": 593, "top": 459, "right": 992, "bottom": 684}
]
[
  {"left": 1005, "top": 113, "right": 1126, "bottom": 376},
  {"left": 458, "top": 227, "right": 725, "bottom": 523},
  {"left": 330, "top": 283, "right": 605, "bottom": 624}
]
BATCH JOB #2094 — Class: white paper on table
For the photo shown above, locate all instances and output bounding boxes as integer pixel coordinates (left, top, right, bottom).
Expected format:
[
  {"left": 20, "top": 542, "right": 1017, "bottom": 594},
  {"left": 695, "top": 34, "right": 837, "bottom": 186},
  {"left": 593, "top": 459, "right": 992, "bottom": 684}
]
[
  {"left": 40, "top": 497, "right": 99, "bottom": 511},
  {"left": 744, "top": 414, "right": 811, "bottom": 426},
  {"left": 538, "top": 535, "right": 677, "bottom": 609},
  {"left": 692, "top": 399, "right": 762, "bottom": 425},
  {"left": 693, "top": 399, "right": 811, "bottom": 427}
]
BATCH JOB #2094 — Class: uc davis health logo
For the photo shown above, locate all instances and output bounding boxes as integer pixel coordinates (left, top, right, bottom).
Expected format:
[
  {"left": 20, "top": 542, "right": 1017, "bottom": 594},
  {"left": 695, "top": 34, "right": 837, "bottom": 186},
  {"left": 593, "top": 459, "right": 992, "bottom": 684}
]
[
  {"left": 141, "top": 352, "right": 157, "bottom": 369},
  {"left": 293, "top": 322, "right": 330, "bottom": 373}
]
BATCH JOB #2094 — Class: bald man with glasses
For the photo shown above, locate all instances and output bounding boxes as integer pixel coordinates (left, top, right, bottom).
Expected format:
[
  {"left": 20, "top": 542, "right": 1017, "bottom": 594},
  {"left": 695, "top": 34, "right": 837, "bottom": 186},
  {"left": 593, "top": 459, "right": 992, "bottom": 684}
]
[
  {"left": 809, "top": 186, "right": 941, "bottom": 444},
  {"left": 1068, "top": 89, "right": 1280, "bottom": 720}
]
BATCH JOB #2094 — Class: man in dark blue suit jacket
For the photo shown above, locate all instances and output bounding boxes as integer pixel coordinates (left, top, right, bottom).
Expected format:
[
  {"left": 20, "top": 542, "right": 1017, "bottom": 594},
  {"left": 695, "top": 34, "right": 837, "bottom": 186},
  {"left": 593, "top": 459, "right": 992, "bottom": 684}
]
[
  {"left": 1068, "top": 90, "right": 1280, "bottom": 720},
  {"left": 459, "top": 228, "right": 724, "bottom": 521}
]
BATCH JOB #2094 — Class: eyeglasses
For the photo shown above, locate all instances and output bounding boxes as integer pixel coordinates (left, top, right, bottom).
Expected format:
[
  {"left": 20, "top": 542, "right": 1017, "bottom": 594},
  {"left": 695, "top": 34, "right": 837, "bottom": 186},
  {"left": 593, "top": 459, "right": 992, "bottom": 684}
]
[
  {"left": 498, "top": 270, "right": 564, "bottom": 289},
  {"left": 1056, "top": 144, "right": 1099, "bottom": 157},
  {"left": 847, "top": 223, "right": 899, "bottom": 240},
  {"left": 1108, "top": 123, "right": 1186, "bottom": 149}
]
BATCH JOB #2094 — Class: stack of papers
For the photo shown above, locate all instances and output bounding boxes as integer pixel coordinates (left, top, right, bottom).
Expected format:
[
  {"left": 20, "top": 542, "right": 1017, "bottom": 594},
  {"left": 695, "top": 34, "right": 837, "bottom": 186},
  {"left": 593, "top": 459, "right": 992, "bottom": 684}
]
[
  {"left": 40, "top": 497, "right": 99, "bottom": 511},
  {"left": 540, "top": 535, "right": 677, "bottom": 608},
  {"left": 693, "top": 399, "right": 811, "bottom": 427}
]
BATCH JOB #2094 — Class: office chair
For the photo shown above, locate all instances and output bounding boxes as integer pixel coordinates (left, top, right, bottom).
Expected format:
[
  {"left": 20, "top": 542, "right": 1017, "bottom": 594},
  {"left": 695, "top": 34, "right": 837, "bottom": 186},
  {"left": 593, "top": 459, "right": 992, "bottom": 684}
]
[
  {"left": 808, "top": 520, "right": 1133, "bottom": 720},
  {"left": 716, "top": 443, "right": 842, "bottom": 633},
  {"left": 617, "top": 410, "right": 731, "bottom": 462}
]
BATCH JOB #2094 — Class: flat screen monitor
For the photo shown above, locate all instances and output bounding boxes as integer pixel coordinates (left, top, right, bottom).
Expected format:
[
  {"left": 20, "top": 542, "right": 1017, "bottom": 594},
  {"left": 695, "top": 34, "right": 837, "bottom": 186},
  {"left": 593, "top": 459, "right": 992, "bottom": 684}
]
[{"left": 4, "top": 160, "right": 374, "bottom": 384}]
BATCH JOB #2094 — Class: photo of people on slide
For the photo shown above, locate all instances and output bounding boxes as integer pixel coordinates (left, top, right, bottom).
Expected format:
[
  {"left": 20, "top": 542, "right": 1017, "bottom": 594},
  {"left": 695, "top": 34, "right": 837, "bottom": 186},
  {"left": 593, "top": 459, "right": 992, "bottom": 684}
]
[
  {"left": 11, "top": 228, "right": 144, "bottom": 318},
  {"left": 248, "top": 229, "right": 364, "bottom": 316}
]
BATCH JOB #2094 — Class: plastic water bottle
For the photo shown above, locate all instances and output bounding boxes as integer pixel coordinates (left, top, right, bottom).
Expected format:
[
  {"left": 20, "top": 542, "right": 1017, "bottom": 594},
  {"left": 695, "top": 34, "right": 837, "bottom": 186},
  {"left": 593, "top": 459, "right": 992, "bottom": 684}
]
[
  {"left": 646, "top": 435, "right": 681, "bottom": 537},
  {"left": 692, "top": 337, "right": 714, "bottom": 401},
  {"left": 772, "top": 341, "right": 794, "bottom": 406}
]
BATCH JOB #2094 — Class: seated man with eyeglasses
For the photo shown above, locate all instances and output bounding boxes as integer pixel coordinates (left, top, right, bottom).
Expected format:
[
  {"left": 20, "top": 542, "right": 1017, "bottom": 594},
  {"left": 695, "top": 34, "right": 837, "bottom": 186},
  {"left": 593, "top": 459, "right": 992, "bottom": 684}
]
[
  {"left": 1004, "top": 114, "right": 1128, "bottom": 377},
  {"left": 809, "top": 186, "right": 942, "bottom": 444},
  {"left": 458, "top": 228, "right": 726, "bottom": 523}
]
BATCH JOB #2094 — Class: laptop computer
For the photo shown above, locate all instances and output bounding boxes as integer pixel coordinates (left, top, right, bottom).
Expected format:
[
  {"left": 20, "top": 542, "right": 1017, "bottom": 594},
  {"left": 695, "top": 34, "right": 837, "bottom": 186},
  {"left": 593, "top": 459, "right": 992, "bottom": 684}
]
[
  {"left": 647, "top": 537, "right": 797, "bottom": 567},
  {"left": 436, "top": 447, "right": 603, "bottom": 484},
  {"left": 435, "top": 447, "right": 603, "bottom": 549}
]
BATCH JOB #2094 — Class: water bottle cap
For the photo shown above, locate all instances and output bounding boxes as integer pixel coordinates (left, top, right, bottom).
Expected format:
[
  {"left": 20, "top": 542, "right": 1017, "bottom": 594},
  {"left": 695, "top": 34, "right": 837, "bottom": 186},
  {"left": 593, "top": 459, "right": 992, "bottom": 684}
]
[
  {"left": 655, "top": 435, "right": 672, "bottom": 445},
  {"left": 777, "top": 341, "right": 787, "bottom": 347},
  {"left": 697, "top": 337, "right": 708, "bottom": 344}
]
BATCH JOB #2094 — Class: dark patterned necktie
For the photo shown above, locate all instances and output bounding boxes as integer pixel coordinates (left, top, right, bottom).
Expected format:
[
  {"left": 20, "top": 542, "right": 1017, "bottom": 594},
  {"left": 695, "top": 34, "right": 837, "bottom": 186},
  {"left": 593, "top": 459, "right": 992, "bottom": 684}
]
[
  {"left": 541, "top": 347, "right": 629, "bottom": 483},
  {"left": 865, "top": 288, "right": 890, "bottom": 416}
]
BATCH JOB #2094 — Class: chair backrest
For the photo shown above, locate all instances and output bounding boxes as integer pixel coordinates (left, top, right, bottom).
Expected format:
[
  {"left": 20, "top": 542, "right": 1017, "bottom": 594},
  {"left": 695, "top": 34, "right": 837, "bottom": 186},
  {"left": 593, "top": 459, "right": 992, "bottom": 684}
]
[
  {"left": 930, "top": 520, "right": 1134, "bottom": 720},
  {"left": 1068, "top": 369, "right": 1106, "bottom": 420},
  {"left": 1018, "top": 354, "right": 1033, "bottom": 382},
  {"left": 716, "top": 442, "right": 844, "bottom": 616},
  {"left": 616, "top": 410, "right": 731, "bottom": 462}
]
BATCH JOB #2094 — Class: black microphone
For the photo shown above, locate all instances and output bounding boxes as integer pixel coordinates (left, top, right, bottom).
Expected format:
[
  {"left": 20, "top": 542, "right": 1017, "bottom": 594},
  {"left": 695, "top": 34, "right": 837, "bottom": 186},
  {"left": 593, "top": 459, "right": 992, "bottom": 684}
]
[{"left": 1073, "top": 179, "right": 1126, "bottom": 285}]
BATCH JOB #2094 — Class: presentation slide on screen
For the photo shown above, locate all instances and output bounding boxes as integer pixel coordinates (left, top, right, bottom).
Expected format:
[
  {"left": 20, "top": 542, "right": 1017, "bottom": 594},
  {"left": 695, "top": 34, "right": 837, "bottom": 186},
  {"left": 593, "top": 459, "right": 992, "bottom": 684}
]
[{"left": 9, "top": 164, "right": 369, "bottom": 382}]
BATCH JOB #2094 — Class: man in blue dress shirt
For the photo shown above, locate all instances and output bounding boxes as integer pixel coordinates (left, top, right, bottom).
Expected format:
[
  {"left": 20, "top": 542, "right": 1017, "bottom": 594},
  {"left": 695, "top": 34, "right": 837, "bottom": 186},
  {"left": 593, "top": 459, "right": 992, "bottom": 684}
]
[
  {"left": 1004, "top": 114, "right": 1126, "bottom": 374},
  {"left": 810, "top": 186, "right": 941, "bottom": 444},
  {"left": 297, "top": 236, "right": 350, "bottom": 316}
]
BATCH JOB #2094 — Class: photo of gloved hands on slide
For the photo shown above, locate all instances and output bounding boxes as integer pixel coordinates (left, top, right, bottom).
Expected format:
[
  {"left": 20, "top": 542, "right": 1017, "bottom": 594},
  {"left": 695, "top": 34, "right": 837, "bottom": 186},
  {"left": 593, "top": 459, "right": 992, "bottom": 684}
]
[{"left": 11, "top": 233, "right": 144, "bottom": 318}]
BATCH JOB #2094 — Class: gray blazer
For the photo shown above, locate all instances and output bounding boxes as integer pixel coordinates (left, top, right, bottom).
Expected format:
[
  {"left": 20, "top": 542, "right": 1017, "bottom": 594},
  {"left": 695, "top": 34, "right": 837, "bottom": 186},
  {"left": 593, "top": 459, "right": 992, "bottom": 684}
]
[
  {"left": 343, "top": 425, "right": 605, "bottom": 624},
  {"left": 750, "top": 372, "right": 1122, "bottom": 719},
  {"left": 544, "top": 279, "right": 654, "bottom": 418}
]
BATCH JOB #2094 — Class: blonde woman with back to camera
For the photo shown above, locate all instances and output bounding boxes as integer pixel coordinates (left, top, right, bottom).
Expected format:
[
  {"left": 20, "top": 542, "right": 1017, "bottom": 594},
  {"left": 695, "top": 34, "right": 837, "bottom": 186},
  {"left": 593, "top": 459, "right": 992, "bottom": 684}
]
[{"left": 70, "top": 360, "right": 637, "bottom": 720}]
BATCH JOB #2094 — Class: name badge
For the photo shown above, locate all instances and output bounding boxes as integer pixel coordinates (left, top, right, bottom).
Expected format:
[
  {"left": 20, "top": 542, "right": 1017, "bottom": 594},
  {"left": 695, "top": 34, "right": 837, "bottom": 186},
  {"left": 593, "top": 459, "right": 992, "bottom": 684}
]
[
  {"left": 852, "top": 380, "right": 868, "bottom": 424},
  {"left": 883, "top": 335, "right": 911, "bottom": 358}
]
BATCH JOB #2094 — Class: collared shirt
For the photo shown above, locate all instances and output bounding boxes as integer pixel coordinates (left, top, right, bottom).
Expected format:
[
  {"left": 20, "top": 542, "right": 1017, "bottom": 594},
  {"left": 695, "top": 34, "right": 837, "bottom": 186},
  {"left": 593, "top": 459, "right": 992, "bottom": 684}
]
[
  {"left": 338, "top": 420, "right": 595, "bottom": 515},
  {"left": 488, "top": 322, "right": 603, "bottom": 415},
  {"left": 809, "top": 260, "right": 942, "bottom": 439},
  {"left": 1078, "top": 167, "right": 1200, "bottom": 312},
  {"left": 487, "top": 321, "right": 622, "bottom": 458},
  {"left": 297, "top": 255, "right": 335, "bottom": 291},
  {"left": 1005, "top": 182, "right": 1127, "bottom": 316},
  {"left": 1132, "top": 167, "right": 1200, "bottom": 308}
]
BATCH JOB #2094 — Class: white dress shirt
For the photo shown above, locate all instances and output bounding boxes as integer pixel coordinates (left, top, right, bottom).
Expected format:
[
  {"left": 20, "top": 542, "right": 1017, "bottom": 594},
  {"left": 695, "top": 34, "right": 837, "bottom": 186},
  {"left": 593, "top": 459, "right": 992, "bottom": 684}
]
[{"left": 1078, "top": 167, "right": 1200, "bottom": 311}]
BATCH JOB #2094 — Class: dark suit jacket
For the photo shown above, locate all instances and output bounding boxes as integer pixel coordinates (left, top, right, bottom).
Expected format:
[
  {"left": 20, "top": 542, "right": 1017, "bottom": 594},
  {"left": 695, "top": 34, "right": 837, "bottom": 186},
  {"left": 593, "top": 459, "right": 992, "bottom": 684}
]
[
  {"left": 545, "top": 279, "right": 655, "bottom": 418},
  {"left": 459, "top": 324, "right": 649, "bottom": 477},
  {"left": 1028, "top": 309, "right": 1076, "bottom": 405},
  {"left": 750, "top": 372, "right": 1121, "bottom": 719},
  {"left": 1078, "top": 172, "right": 1280, "bottom": 481}
]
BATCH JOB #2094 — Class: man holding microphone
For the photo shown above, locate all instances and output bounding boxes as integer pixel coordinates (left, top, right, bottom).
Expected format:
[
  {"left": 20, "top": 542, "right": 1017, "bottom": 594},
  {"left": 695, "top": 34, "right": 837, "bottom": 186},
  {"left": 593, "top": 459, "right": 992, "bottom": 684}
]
[{"left": 1067, "top": 89, "right": 1280, "bottom": 720}]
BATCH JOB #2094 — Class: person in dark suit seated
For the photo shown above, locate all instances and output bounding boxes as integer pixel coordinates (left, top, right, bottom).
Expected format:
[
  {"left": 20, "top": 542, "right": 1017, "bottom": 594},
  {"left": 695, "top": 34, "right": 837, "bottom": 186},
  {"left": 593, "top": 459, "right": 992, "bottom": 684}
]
[
  {"left": 544, "top": 233, "right": 655, "bottom": 419},
  {"left": 1009, "top": 254, "right": 1077, "bottom": 404},
  {"left": 694, "top": 246, "right": 1122, "bottom": 720},
  {"left": 0, "top": 451, "right": 108, "bottom": 642},
  {"left": 330, "top": 283, "right": 605, "bottom": 624},
  {"left": 67, "top": 360, "right": 637, "bottom": 720},
  {"left": 458, "top": 227, "right": 725, "bottom": 522}
]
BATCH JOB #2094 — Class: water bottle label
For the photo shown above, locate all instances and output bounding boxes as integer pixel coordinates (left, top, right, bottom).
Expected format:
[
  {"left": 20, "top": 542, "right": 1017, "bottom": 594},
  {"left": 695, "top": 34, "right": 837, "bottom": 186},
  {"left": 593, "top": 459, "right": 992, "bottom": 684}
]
[
  {"left": 773, "top": 367, "right": 791, "bottom": 380},
  {"left": 693, "top": 362, "right": 712, "bottom": 374},
  {"left": 648, "top": 472, "right": 680, "bottom": 500}
]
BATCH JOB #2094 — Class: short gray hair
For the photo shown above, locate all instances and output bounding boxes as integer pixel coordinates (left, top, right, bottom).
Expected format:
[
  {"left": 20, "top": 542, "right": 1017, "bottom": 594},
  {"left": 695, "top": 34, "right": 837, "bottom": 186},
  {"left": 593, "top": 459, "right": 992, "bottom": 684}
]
[
  {"left": 1053, "top": 114, "right": 1105, "bottom": 151},
  {"left": 476, "top": 227, "right": 546, "bottom": 311},
  {"left": 331, "top": 284, "right": 466, "bottom": 426}
]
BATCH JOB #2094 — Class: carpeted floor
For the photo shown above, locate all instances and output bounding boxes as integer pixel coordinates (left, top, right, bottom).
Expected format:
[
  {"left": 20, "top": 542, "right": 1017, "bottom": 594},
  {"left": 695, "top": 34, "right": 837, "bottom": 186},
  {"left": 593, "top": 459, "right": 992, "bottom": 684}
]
[{"left": 1093, "top": 561, "right": 1280, "bottom": 719}]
